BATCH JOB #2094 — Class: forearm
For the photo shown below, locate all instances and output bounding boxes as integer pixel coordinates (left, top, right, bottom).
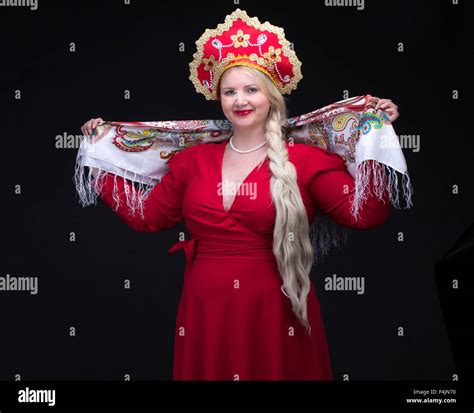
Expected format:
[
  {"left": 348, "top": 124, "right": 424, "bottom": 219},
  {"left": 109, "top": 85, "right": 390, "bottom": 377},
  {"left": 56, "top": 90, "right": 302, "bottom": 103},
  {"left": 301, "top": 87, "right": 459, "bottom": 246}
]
[
  {"left": 310, "top": 160, "right": 391, "bottom": 231},
  {"left": 349, "top": 160, "right": 391, "bottom": 230},
  {"left": 92, "top": 169, "right": 183, "bottom": 233},
  {"left": 93, "top": 172, "right": 158, "bottom": 232}
]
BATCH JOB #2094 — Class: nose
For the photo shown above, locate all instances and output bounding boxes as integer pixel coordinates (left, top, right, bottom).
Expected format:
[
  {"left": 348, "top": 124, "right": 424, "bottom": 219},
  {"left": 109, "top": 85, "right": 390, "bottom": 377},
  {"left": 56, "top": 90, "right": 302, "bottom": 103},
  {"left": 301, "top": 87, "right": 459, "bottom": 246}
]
[{"left": 233, "top": 91, "right": 248, "bottom": 107}]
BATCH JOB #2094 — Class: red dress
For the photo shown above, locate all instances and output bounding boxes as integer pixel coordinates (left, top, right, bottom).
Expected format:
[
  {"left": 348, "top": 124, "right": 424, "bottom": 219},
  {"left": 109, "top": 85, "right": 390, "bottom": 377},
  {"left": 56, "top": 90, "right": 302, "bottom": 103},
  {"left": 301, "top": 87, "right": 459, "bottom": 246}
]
[{"left": 95, "top": 141, "right": 390, "bottom": 380}]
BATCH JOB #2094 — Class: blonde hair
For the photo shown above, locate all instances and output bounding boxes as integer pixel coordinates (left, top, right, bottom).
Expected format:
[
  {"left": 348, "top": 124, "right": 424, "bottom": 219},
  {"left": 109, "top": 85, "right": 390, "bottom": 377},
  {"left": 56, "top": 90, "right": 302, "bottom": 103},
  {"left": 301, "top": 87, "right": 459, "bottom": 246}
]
[{"left": 217, "top": 66, "right": 315, "bottom": 335}]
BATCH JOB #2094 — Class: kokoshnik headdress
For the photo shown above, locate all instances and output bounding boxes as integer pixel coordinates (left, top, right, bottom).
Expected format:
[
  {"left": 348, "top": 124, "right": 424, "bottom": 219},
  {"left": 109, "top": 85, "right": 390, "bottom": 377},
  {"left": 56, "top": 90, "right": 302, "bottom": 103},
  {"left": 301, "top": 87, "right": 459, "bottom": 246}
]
[
  {"left": 74, "top": 8, "right": 413, "bottom": 263},
  {"left": 188, "top": 8, "right": 301, "bottom": 100}
]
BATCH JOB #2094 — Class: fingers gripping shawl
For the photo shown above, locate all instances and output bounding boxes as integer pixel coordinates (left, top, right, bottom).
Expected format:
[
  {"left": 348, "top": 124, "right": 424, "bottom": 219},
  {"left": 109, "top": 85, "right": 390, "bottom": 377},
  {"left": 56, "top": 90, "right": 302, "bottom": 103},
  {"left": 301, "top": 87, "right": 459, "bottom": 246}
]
[{"left": 74, "top": 95, "right": 413, "bottom": 263}]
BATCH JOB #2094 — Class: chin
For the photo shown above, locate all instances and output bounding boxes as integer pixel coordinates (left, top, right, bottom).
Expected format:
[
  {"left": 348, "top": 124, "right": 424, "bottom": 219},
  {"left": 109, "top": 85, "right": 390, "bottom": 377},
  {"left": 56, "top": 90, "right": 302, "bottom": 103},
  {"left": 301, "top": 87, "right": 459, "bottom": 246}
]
[
  {"left": 232, "top": 114, "right": 260, "bottom": 123},
  {"left": 234, "top": 120, "right": 258, "bottom": 126}
]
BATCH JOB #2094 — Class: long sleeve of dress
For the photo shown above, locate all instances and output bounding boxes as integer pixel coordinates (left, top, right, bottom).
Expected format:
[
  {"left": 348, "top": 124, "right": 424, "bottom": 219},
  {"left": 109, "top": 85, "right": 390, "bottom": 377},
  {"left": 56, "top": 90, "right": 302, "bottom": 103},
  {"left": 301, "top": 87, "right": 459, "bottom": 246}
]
[
  {"left": 92, "top": 148, "right": 189, "bottom": 233},
  {"left": 304, "top": 145, "right": 390, "bottom": 231}
]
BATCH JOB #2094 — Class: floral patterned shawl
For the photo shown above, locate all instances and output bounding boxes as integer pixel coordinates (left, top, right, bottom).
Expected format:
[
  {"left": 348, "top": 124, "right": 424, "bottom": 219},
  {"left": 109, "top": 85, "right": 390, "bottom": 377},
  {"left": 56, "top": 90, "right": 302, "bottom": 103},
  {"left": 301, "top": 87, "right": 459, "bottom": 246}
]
[{"left": 74, "top": 94, "right": 413, "bottom": 263}]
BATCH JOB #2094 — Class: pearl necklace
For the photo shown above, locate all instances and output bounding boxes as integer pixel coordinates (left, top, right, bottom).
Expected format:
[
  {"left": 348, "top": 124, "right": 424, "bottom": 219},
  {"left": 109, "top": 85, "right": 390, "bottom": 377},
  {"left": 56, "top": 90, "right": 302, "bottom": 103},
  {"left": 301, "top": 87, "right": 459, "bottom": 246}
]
[{"left": 229, "top": 136, "right": 268, "bottom": 154}]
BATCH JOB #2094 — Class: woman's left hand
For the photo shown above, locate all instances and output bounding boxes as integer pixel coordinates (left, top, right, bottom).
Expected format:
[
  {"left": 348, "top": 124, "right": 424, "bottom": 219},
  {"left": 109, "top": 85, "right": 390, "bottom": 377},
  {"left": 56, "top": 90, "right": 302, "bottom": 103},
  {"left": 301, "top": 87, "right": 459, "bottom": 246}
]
[{"left": 367, "top": 95, "right": 400, "bottom": 123}]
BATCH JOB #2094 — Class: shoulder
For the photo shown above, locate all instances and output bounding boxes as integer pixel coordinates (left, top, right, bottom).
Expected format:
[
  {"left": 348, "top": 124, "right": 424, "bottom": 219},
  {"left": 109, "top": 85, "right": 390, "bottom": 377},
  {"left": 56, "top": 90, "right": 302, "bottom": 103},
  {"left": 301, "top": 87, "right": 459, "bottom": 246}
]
[
  {"left": 168, "top": 141, "right": 220, "bottom": 177},
  {"left": 287, "top": 142, "right": 345, "bottom": 165},
  {"left": 173, "top": 143, "right": 202, "bottom": 158},
  {"left": 175, "top": 141, "right": 220, "bottom": 158},
  {"left": 170, "top": 142, "right": 208, "bottom": 165},
  {"left": 287, "top": 142, "right": 346, "bottom": 183},
  {"left": 287, "top": 141, "right": 330, "bottom": 156}
]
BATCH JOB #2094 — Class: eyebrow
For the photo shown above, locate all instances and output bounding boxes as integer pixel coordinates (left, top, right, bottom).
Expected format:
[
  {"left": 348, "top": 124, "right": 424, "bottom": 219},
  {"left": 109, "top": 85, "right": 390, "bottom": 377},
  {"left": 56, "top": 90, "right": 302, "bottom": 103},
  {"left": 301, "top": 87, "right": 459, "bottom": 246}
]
[{"left": 222, "top": 84, "right": 258, "bottom": 90}]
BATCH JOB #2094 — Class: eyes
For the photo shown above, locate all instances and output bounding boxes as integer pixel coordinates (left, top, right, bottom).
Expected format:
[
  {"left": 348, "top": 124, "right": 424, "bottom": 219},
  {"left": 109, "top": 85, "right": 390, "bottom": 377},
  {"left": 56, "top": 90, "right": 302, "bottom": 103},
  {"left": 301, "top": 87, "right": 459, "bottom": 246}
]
[{"left": 223, "top": 87, "right": 258, "bottom": 96}]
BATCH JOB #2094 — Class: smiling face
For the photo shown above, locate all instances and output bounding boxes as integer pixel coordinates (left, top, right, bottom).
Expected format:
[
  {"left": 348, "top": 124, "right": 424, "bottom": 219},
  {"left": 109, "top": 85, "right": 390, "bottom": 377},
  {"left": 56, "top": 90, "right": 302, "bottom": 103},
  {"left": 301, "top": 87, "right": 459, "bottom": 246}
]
[{"left": 218, "top": 66, "right": 271, "bottom": 131}]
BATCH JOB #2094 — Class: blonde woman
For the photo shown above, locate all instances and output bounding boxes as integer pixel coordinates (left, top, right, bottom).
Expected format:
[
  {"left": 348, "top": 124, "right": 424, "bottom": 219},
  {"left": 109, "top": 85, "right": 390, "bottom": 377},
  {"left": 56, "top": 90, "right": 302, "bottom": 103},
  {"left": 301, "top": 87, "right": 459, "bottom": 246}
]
[{"left": 80, "top": 10, "right": 400, "bottom": 380}]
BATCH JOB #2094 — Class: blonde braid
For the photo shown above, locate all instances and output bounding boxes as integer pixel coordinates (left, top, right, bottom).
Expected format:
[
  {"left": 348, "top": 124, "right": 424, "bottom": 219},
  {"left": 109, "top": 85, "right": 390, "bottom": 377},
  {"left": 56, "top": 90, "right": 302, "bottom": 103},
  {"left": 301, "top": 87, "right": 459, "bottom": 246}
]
[{"left": 265, "top": 107, "right": 315, "bottom": 335}]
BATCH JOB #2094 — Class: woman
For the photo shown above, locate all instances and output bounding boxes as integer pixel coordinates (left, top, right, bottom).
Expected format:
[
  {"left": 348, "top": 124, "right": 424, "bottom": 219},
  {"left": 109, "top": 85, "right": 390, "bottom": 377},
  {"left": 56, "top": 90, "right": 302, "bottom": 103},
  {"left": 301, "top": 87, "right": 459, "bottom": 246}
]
[{"left": 79, "top": 9, "right": 400, "bottom": 380}]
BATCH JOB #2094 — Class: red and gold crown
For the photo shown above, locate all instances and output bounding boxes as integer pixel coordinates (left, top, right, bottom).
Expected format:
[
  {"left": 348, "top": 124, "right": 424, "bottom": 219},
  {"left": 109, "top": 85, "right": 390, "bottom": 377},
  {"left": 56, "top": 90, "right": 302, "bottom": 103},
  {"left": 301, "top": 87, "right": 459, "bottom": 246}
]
[{"left": 189, "top": 8, "right": 303, "bottom": 101}]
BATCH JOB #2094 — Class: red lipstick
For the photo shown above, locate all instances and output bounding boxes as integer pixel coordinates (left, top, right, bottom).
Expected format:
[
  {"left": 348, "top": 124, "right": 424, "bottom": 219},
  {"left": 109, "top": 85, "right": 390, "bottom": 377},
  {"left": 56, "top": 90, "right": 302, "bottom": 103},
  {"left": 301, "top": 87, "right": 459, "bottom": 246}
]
[{"left": 235, "top": 110, "right": 253, "bottom": 116}]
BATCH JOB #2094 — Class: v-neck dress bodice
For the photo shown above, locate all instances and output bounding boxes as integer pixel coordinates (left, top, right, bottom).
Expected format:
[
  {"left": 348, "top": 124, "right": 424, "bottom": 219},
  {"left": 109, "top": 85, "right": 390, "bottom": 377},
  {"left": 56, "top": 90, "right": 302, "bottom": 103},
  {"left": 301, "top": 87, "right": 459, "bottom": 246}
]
[
  {"left": 95, "top": 141, "right": 390, "bottom": 380},
  {"left": 220, "top": 146, "right": 267, "bottom": 213}
]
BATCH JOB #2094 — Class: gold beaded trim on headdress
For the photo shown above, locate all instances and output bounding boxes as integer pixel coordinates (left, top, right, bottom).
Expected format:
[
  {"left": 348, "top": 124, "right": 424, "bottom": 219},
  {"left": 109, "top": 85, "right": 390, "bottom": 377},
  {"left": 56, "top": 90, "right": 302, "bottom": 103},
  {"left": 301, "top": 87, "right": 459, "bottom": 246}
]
[{"left": 189, "top": 8, "right": 303, "bottom": 100}]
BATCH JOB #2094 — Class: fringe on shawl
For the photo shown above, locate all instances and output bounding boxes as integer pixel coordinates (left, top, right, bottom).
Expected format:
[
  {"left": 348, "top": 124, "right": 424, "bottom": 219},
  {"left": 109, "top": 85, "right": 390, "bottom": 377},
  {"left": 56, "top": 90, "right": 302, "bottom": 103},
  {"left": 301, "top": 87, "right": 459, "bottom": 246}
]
[
  {"left": 75, "top": 151, "right": 413, "bottom": 266},
  {"left": 309, "top": 159, "right": 413, "bottom": 265},
  {"left": 74, "top": 154, "right": 155, "bottom": 220}
]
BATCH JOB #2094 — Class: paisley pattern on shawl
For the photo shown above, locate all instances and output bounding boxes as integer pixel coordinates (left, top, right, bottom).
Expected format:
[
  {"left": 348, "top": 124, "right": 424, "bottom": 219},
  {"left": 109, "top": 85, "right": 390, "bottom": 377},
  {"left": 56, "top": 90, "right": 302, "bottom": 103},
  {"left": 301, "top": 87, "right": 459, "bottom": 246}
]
[{"left": 74, "top": 94, "right": 413, "bottom": 263}]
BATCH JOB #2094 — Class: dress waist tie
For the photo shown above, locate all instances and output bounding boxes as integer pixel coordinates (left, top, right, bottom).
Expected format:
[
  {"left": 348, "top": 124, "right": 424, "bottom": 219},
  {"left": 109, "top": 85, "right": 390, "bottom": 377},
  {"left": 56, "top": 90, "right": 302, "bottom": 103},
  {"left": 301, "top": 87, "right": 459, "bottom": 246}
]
[
  {"left": 169, "top": 237, "right": 276, "bottom": 263},
  {"left": 168, "top": 238, "right": 197, "bottom": 264}
]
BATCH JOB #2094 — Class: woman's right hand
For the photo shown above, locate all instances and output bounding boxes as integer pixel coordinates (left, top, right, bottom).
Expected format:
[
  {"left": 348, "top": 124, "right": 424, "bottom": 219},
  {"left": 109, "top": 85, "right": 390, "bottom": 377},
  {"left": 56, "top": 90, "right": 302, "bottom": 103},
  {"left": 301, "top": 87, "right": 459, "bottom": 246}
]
[{"left": 81, "top": 117, "right": 104, "bottom": 137}]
